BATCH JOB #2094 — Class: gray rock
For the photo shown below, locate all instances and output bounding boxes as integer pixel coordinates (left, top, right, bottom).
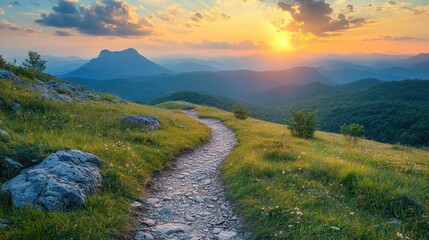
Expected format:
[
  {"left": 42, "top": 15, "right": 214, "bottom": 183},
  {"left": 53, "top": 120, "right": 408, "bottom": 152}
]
[
  {"left": 0, "top": 218, "right": 9, "bottom": 229},
  {"left": 135, "top": 231, "right": 154, "bottom": 240},
  {"left": 217, "top": 231, "right": 237, "bottom": 240},
  {"left": 0, "top": 69, "right": 13, "bottom": 79},
  {"left": 5, "top": 157, "right": 24, "bottom": 171},
  {"left": 131, "top": 201, "right": 143, "bottom": 208},
  {"left": 10, "top": 102, "right": 21, "bottom": 111},
  {"left": 156, "top": 223, "right": 189, "bottom": 234},
  {"left": 1, "top": 150, "right": 102, "bottom": 211},
  {"left": 0, "top": 129, "right": 10, "bottom": 139},
  {"left": 142, "top": 218, "right": 156, "bottom": 226},
  {"left": 195, "top": 196, "right": 205, "bottom": 203},
  {"left": 159, "top": 207, "right": 172, "bottom": 216},
  {"left": 122, "top": 115, "right": 161, "bottom": 130}
]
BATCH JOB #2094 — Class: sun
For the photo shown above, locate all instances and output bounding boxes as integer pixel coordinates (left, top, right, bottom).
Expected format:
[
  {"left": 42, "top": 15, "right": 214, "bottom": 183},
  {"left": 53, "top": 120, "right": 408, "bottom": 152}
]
[{"left": 272, "top": 36, "right": 292, "bottom": 52}]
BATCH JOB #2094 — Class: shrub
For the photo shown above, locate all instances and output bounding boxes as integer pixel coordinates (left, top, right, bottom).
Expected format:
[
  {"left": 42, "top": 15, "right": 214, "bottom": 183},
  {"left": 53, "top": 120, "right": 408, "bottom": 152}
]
[
  {"left": 284, "top": 109, "right": 317, "bottom": 139},
  {"left": 22, "top": 51, "right": 46, "bottom": 72},
  {"left": 233, "top": 105, "right": 249, "bottom": 120},
  {"left": 340, "top": 123, "right": 364, "bottom": 144}
]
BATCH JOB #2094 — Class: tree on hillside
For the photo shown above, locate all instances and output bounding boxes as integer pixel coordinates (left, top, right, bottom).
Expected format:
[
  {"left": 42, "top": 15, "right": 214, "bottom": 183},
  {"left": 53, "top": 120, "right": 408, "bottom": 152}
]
[
  {"left": 22, "top": 51, "right": 46, "bottom": 72},
  {"left": 233, "top": 105, "right": 250, "bottom": 120},
  {"left": 0, "top": 55, "right": 6, "bottom": 68},
  {"left": 285, "top": 109, "right": 317, "bottom": 139},
  {"left": 340, "top": 123, "right": 364, "bottom": 144}
]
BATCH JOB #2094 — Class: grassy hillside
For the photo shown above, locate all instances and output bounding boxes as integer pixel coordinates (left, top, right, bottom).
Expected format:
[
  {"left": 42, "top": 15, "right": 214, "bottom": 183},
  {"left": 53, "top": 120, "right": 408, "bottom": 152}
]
[
  {"left": 190, "top": 103, "right": 429, "bottom": 239},
  {"left": 0, "top": 70, "right": 210, "bottom": 239}
]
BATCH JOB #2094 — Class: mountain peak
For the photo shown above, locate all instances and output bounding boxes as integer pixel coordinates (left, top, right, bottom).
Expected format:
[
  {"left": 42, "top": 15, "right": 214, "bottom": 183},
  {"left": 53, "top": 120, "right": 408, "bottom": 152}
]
[
  {"left": 65, "top": 48, "right": 171, "bottom": 80},
  {"left": 99, "top": 48, "right": 139, "bottom": 57}
]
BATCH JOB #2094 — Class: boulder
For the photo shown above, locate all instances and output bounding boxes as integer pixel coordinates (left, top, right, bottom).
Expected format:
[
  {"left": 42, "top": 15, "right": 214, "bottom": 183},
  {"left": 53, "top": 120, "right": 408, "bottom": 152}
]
[
  {"left": 4, "top": 157, "right": 24, "bottom": 171},
  {"left": 1, "top": 150, "right": 102, "bottom": 211},
  {"left": 122, "top": 115, "right": 161, "bottom": 130}
]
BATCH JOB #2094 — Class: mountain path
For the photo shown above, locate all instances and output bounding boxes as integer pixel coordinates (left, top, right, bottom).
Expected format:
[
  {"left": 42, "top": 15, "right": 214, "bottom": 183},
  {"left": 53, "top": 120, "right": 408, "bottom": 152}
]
[{"left": 134, "top": 111, "right": 249, "bottom": 240}]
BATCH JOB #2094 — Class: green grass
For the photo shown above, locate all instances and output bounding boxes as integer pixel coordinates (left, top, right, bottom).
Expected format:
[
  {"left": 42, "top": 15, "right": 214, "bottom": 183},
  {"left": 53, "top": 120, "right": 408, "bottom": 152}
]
[
  {"left": 0, "top": 79, "right": 210, "bottom": 239},
  {"left": 194, "top": 104, "right": 429, "bottom": 239},
  {"left": 155, "top": 101, "right": 195, "bottom": 110}
]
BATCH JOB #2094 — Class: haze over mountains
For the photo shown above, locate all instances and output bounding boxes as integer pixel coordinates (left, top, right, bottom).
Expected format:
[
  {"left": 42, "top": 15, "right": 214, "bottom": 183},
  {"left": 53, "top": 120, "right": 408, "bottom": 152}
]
[
  {"left": 57, "top": 48, "right": 429, "bottom": 147},
  {"left": 60, "top": 48, "right": 429, "bottom": 103}
]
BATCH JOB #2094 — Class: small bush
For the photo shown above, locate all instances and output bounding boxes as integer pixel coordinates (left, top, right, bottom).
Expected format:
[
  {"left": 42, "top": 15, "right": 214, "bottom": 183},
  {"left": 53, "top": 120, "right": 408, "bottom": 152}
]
[
  {"left": 233, "top": 105, "right": 249, "bottom": 120},
  {"left": 284, "top": 109, "right": 317, "bottom": 139},
  {"left": 340, "top": 123, "right": 364, "bottom": 144}
]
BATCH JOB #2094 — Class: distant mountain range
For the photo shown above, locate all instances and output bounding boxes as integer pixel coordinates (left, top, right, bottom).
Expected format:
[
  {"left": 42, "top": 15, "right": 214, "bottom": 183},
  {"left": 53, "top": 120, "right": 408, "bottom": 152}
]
[
  {"left": 58, "top": 49, "right": 429, "bottom": 84},
  {"left": 66, "top": 66, "right": 333, "bottom": 101},
  {"left": 63, "top": 48, "right": 171, "bottom": 80}
]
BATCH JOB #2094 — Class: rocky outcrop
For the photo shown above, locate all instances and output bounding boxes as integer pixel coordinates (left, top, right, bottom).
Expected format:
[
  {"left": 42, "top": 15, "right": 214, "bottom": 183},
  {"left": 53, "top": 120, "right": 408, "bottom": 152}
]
[
  {"left": 0, "top": 69, "right": 110, "bottom": 103},
  {"left": 2, "top": 150, "right": 102, "bottom": 211},
  {"left": 122, "top": 115, "right": 161, "bottom": 130}
]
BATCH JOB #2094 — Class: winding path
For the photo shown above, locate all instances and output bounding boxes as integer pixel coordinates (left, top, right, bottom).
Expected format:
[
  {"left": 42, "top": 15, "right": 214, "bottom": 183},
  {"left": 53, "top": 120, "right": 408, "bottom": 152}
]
[{"left": 134, "top": 112, "right": 249, "bottom": 240}]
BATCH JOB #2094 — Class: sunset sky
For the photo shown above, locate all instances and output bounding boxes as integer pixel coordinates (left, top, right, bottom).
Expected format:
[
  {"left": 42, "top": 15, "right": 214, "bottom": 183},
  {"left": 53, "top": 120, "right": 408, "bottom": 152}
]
[{"left": 1, "top": 0, "right": 428, "bottom": 58}]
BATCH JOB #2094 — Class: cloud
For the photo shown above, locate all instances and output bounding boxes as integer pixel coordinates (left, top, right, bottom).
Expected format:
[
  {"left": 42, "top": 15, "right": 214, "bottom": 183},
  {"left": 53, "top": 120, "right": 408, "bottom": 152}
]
[
  {"left": 0, "top": 8, "right": 4, "bottom": 15},
  {"left": 35, "top": 0, "right": 152, "bottom": 37},
  {"left": 185, "top": 40, "right": 261, "bottom": 50},
  {"left": 345, "top": 4, "right": 354, "bottom": 13},
  {"left": 54, "top": 30, "right": 75, "bottom": 36},
  {"left": 158, "top": 5, "right": 183, "bottom": 22},
  {"left": 277, "top": 0, "right": 367, "bottom": 36},
  {"left": 363, "top": 35, "right": 422, "bottom": 41},
  {"left": 0, "top": 20, "right": 39, "bottom": 34},
  {"left": 191, "top": 7, "right": 231, "bottom": 23}
]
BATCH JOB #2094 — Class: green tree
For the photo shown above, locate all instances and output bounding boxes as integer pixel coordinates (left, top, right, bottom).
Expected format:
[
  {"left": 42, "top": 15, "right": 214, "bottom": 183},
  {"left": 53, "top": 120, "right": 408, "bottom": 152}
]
[
  {"left": 22, "top": 51, "right": 46, "bottom": 72},
  {"left": 340, "top": 123, "right": 364, "bottom": 144},
  {"left": 233, "top": 105, "right": 249, "bottom": 120},
  {"left": 0, "top": 55, "right": 7, "bottom": 68},
  {"left": 284, "top": 109, "right": 317, "bottom": 139}
]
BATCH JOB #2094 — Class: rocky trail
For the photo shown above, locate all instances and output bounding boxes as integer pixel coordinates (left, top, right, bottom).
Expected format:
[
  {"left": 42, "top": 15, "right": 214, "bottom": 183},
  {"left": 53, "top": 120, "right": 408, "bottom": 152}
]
[{"left": 134, "top": 112, "right": 250, "bottom": 240}]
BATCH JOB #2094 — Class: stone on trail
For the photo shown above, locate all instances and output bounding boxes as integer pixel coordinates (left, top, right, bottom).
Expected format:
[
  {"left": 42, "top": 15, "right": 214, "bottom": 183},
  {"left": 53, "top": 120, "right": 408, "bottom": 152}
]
[
  {"left": 156, "top": 223, "right": 189, "bottom": 234},
  {"left": 122, "top": 115, "right": 161, "bottom": 130},
  {"left": 217, "top": 231, "right": 237, "bottom": 240},
  {"left": 141, "top": 218, "right": 156, "bottom": 226},
  {"left": 1, "top": 150, "right": 102, "bottom": 211},
  {"left": 135, "top": 231, "right": 154, "bottom": 240}
]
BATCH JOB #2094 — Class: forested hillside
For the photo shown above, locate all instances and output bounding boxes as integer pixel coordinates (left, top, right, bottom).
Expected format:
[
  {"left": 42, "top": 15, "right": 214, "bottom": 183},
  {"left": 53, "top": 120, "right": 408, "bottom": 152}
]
[{"left": 153, "top": 80, "right": 429, "bottom": 147}]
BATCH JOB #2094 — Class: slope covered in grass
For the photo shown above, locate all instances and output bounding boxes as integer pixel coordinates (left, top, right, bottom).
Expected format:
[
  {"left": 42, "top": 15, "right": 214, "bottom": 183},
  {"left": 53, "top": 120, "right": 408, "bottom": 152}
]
[
  {"left": 193, "top": 104, "right": 429, "bottom": 239},
  {"left": 0, "top": 71, "right": 210, "bottom": 239}
]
